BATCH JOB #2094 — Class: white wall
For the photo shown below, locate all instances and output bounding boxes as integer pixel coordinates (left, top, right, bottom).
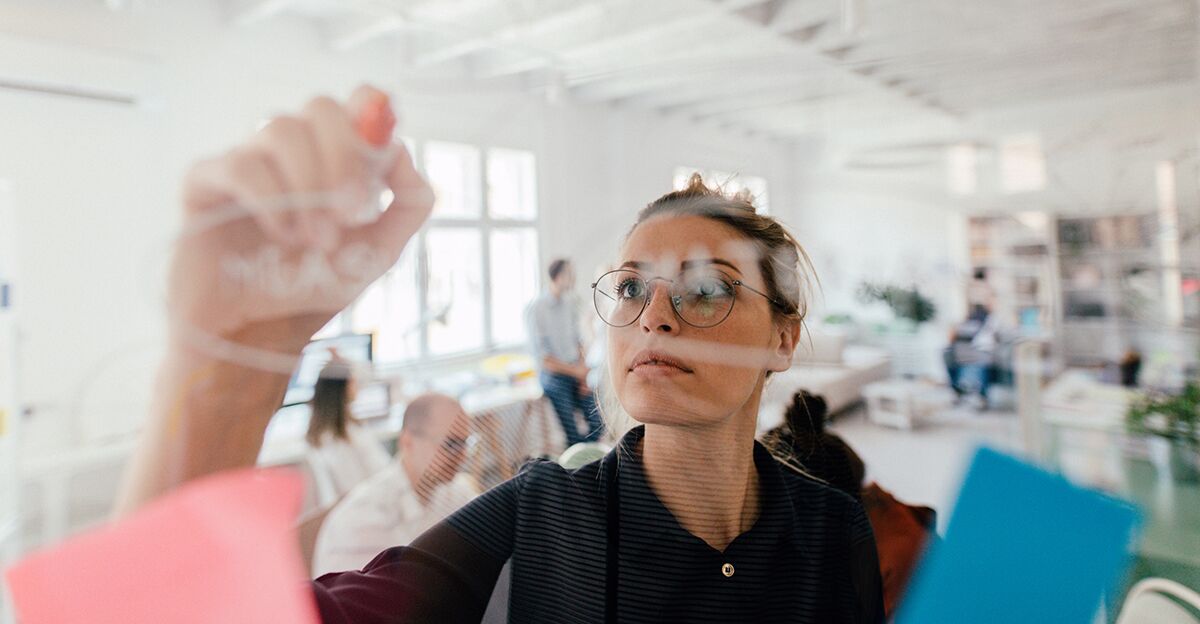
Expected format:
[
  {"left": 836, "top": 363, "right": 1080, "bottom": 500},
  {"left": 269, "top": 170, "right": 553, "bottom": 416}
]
[
  {"left": 793, "top": 82, "right": 1200, "bottom": 321},
  {"left": 792, "top": 140, "right": 966, "bottom": 325},
  {"left": 0, "top": 0, "right": 796, "bottom": 456}
]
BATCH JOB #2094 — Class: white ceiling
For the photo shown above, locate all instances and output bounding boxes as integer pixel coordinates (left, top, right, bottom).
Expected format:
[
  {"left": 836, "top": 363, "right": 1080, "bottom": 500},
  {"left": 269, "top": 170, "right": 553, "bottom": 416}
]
[{"left": 224, "top": 0, "right": 1197, "bottom": 138}]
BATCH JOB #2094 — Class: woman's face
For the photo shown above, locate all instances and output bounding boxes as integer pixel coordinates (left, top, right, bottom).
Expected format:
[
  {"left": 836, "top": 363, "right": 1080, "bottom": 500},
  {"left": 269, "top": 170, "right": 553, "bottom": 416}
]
[{"left": 606, "top": 214, "right": 799, "bottom": 428}]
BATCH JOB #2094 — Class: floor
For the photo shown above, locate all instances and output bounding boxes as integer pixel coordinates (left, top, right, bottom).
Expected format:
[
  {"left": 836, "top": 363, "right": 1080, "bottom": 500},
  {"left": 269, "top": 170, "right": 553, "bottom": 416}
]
[{"left": 829, "top": 402, "right": 1022, "bottom": 533}]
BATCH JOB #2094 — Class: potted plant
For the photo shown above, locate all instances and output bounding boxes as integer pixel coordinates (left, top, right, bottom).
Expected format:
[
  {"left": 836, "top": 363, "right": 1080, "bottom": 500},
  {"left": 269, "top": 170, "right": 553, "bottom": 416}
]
[
  {"left": 856, "top": 282, "right": 938, "bottom": 330},
  {"left": 1126, "top": 382, "right": 1200, "bottom": 482}
]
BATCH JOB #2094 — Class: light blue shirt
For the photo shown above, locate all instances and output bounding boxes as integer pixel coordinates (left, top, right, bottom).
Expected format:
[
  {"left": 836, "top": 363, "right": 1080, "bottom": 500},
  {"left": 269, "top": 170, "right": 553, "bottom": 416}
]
[{"left": 525, "top": 292, "right": 583, "bottom": 372}]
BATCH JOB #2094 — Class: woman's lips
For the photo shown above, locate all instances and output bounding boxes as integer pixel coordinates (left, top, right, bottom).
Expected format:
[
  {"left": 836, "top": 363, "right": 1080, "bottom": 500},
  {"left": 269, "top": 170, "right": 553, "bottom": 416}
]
[{"left": 629, "top": 350, "right": 694, "bottom": 375}]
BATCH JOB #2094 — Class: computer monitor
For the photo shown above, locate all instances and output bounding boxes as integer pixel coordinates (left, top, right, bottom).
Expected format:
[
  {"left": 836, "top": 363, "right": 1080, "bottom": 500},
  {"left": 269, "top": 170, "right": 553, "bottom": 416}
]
[{"left": 281, "top": 333, "right": 373, "bottom": 407}]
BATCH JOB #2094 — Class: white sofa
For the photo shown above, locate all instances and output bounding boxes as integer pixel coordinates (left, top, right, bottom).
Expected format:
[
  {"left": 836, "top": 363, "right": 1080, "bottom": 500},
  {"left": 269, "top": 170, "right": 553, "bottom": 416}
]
[{"left": 757, "top": 329, "right": 892, "bottom": 433}]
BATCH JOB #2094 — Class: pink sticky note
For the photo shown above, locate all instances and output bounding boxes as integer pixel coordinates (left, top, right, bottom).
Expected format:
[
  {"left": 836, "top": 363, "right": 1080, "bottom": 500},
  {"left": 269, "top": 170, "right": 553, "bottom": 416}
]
[{"left": 5, "top": 468, "right": 319, "bottom": 624}]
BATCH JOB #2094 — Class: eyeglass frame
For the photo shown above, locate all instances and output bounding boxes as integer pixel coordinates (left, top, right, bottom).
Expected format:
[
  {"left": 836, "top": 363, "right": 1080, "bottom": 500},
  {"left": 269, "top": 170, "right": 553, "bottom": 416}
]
[{"left": 590, "top": 267, "right": 782, "bottom": 329}]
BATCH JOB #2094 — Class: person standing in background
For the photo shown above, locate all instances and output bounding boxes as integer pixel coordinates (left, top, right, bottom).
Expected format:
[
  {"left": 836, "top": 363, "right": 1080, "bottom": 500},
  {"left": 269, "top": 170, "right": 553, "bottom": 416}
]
[{"left": 525, "top": 259, "right": 604, "bottom": 446}]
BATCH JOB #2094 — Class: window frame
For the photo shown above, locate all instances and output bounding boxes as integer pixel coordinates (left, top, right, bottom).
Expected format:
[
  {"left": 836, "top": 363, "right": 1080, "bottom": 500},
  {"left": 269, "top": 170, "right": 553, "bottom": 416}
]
[{"left": 343, "top": 139, "right": 542, "bottom": 365}]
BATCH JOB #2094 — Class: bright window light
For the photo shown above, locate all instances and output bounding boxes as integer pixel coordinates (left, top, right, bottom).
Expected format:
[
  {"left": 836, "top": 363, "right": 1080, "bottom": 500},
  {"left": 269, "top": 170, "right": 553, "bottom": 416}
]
[
  {"left": 345, "top": 141, "right": 540, "bottom": 364},
  {"left": 999, "top": 134, "right": 1046, "bottom": 193},
  {"left": 487, "top": 148, "right": 537, "bottom": 220},
  {"left": 424, "top": 141, "right": 482, "bottom": 219},
  {"left": 490, "top": 228, "right": 540, "bottom": 345}
]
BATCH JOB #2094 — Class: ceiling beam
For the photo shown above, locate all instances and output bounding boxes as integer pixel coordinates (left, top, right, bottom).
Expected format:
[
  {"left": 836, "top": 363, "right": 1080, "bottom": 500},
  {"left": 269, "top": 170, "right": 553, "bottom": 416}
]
[
  {"left": 705, "top": 0, "right": 954, "bottom": 118},
  {"left": 472, "top": 0, "right": 777, "bottom": 78},
  {"left": 225, "top": 0, "right": 299, "bottom": 27},
  {"left": 410, "top": 1, "right": 614, "bottom": 69},
  {"left": 326, "top": 0, "right": 508, "bottom": 51},
  {"left": 327, "top": 13, "right": 408, "bottom": 51},
  {"left": 682, "top": 88, "right": 832, "bottom": 120},
  {"left": 568, "top": 53, "right": 798, "bottom": 102},
  {"left": 635, "top": 73, "right": 834, "bottom": 110}
]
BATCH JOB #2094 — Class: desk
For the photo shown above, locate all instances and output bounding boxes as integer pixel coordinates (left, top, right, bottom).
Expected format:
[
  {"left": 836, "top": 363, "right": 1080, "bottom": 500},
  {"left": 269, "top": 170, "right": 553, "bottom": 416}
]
[
  {"left": 461, "top": 384, "right": 564, "bottom": 489},
  {"left": 1042, "top": 418, "right": 1200, "bottom": 605},
  {"left": 1122, "top": 459, "right": 1200, "bottom": 571}
]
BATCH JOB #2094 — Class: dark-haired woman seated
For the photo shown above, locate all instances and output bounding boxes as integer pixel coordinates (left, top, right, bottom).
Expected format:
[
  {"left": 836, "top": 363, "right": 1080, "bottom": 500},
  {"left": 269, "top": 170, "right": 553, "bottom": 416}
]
[{"left": 764, "top": 391, "right": 939, "bottom": 618}]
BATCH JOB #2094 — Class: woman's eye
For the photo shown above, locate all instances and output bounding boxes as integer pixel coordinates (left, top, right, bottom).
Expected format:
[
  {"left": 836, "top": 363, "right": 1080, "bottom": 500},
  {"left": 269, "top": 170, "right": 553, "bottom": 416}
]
[
  {"left": 691, "top": 278, "right": 731, "bottom": 298},
  {"left": 616, "top": 279, "right": 645, "bottom": 299}
]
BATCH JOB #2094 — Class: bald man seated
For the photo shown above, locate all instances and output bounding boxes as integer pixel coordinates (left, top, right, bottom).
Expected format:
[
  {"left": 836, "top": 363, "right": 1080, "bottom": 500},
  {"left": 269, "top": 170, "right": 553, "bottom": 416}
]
[{"left": 312, "top": 393, "right": 479, "bottom": 576}]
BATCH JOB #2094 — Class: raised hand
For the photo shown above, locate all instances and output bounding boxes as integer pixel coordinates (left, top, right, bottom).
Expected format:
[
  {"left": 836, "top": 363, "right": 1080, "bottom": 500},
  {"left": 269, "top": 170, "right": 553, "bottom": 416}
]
[
  {"left": 116, "top": 86, "right": 433, "bottom": 514},
  {"left": 170, "top": 85, "right": 433, "bottom": 362}
]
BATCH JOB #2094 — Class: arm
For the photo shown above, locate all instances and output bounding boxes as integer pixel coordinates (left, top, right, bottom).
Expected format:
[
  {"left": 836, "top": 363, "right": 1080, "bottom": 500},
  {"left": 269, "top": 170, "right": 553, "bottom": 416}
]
[
  {"left": 314, "top": 467, "right": 524, "bottom": 624},
  {"left": 313, "top": 523, "right": 505, "bottom": 624},
  {"left": 114, "top": 336, "right": 304, "bottom": 514}
]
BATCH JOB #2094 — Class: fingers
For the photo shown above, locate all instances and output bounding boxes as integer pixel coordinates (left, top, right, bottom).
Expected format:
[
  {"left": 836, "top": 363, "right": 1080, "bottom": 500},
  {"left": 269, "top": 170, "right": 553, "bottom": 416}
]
[
  {"left": 182, "top": 146, "right": 294, "bottom": 241},
  {"left": 302, "top": 95, "right": 373, "bottom": 235},
  {"left": 251, "top": 115, "right": 332, "bottom": 248},
  {"left": 185, "top": 85, "right": 430, "bottom": 262}
]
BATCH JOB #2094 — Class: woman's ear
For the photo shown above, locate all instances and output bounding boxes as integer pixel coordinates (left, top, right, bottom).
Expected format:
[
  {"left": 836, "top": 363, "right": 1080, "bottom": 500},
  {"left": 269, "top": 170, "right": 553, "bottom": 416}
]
[{"left": 768, "top": 319, "right": 801, "bottom": 373}]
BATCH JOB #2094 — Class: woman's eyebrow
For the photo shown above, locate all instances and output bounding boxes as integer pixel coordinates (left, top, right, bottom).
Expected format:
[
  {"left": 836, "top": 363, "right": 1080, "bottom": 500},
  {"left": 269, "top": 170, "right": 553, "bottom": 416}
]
[
  {"left": 681, "top": 258, "right": 743, "bottom": 275},
  {"left": 618, "top": 258, "right": 744, "bottom": 275}
]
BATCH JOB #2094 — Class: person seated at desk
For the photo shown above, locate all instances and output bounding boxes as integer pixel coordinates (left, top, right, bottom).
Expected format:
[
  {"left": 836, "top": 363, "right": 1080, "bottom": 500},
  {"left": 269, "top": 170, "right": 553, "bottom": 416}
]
[
  {"left": 305, "top": 357, "right": 391, "bottom": 504},
  {"left": 943, "top": 304, "right": 999, "bottom": 410},
  {"left": 312, "top": 393, "right": 478, "bottom": 576},
  {"left": 763, "top": 391, "right": 939, "bottom": 618}
]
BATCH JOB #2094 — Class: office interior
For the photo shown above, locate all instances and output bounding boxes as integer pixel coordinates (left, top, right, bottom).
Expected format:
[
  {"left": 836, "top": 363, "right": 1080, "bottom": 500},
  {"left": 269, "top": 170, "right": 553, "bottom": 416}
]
[{"left": 0, "top": 0, "right": 1199, "bottom": 622}]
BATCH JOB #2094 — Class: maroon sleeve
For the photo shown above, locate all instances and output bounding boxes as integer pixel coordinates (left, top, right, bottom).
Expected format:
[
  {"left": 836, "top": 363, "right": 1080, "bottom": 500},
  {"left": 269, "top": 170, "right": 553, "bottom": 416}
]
[{"left": 312, "top": 521, "right": 505, "bottom": 624}]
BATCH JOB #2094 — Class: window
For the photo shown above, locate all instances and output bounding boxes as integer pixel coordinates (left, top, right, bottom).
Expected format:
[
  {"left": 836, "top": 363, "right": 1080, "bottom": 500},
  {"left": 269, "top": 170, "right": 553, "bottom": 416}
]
[
  {"left": 490, "top": 227, "right": 540, "bottom": 345},
  {"left": 673, "top": 166, "right": 770, "bottom": 214},
  {"left": 425, "top": 141, "right": 482, "bottom": 219},
  {"left": 348, "top": 141, "right": 540, "bottom": 362}
]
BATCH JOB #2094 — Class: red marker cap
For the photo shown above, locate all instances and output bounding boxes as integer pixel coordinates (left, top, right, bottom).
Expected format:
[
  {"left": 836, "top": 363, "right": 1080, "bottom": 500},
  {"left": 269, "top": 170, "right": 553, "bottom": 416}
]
[{"left": 355, "top": 92, "right": 395, "bottom": 148}]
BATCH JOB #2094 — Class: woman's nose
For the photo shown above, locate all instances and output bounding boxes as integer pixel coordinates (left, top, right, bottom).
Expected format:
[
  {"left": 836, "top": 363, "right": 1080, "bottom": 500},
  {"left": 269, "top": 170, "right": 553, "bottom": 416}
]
[{"left": 639, "top": 282, "right": 678, "bottom": 334}]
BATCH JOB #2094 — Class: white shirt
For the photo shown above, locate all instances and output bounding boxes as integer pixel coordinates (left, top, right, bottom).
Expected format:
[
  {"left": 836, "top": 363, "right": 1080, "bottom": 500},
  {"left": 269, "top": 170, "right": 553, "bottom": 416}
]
[
  {"left": 312, "top": 463, "right": 479, "bottom": 576},
  {"left": 306, "top": 422, "right": 392, "bottom": 509}
]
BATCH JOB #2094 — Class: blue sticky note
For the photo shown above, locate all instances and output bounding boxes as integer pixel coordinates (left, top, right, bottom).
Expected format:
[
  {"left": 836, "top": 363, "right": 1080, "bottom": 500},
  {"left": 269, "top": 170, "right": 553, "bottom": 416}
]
[{"left": 896, "top": 446, "right": 1141, "bottom": 624}]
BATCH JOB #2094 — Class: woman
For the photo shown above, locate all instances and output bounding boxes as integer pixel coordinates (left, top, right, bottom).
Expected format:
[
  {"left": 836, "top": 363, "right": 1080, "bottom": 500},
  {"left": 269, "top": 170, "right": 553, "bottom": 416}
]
[
  {"left": 304, "top": 356, "right": 390, "bottom": 504},
  {"left": 116, "top": 87, "right": 883, "bottom": 623},
  {"left": 765, "top": 391, "right": 938, "bottom": 618}
]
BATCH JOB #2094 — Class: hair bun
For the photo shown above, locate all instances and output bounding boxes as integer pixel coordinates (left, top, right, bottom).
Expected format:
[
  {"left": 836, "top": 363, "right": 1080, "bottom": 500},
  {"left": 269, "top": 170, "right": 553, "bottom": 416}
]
[{"left": 785, "top": 390, "right": 828, "bottom": 438}]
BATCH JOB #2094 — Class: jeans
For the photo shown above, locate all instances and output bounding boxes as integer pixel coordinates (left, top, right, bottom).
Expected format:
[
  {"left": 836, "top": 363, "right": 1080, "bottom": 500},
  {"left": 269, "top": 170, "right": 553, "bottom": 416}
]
[
  {"left": 945, "top": 354, "right": 991, "bottom": 403},
  {"left": 540, "top": 372, "right": 604, "bottom": 447}
]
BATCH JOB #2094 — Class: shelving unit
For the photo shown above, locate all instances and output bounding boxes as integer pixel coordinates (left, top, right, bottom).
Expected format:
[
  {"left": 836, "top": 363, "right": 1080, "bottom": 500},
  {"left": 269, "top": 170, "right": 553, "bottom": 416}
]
[
  {"left": 967, "top": 214, "right": 1058, "bottom": 334},
  {"left": 1060, "top": 213, "right": 1200, "bottom": 369},
  {"left": 1056, "top": 213, "right": 1167, "bottom": 366}
]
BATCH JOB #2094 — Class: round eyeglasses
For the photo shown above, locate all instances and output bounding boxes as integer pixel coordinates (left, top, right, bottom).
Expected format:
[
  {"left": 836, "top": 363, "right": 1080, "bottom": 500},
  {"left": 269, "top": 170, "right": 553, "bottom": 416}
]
[{"left": 591, "top": 268, "right": 780, "bottom": 329}]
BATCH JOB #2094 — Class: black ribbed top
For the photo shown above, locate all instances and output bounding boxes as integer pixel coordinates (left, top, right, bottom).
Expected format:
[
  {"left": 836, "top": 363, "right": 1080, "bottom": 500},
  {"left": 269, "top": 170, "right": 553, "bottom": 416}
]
[{"left": 313, "top": 426, "right": 884, "bottom": 623}]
